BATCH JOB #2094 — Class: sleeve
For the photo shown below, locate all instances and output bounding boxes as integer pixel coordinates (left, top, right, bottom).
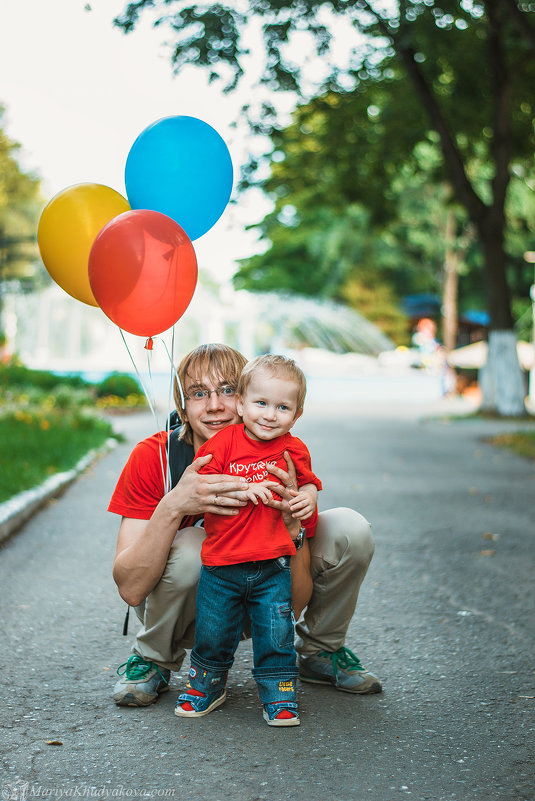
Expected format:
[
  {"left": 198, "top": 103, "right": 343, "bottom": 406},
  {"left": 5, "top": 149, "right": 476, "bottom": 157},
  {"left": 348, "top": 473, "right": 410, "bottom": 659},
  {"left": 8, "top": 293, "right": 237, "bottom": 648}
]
[
  {"left": 288, "top": 438, "right": 322, "bottom": 492},
  {"left": 107, "top": 433, "right": 168, "bottom": 519}
]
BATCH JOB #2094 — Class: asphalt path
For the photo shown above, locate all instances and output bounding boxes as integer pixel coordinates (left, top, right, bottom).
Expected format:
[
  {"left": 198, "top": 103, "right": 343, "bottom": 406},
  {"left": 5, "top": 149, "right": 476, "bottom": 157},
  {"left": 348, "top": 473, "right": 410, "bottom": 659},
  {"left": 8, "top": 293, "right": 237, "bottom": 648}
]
[{"left": 1, "top": 398, "right": 534, "bottom": 801}]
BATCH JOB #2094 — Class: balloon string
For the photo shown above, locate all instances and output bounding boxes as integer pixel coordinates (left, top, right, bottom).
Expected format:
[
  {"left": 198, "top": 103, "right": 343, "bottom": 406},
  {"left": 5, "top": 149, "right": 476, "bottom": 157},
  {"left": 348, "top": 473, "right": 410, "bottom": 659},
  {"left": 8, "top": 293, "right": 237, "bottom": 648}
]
[
  {"left": 162, "top": 330, "right": 184, "bottom": 495},
  {"left": 163, "top": 326, "right": 177, "bottom": 495},
  {"left": 118, "top": 329, "right": 168, "bottom": 494},
  {"left": 145, "top": 342, "right": 170, "bottom": 493},
  {"left": 162, "top": 334, "right": 184, "bottom": 409},
  {"left": 119, "top": 329, "right": 159, "bottom": 423}
]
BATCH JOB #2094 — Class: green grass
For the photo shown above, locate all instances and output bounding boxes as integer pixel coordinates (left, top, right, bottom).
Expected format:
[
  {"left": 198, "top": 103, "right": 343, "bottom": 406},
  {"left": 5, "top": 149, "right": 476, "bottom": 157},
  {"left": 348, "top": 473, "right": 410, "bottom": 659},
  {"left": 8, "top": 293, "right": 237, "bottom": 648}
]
[
  {"left": 487, "top": 430, "right": 535, "bottom": 461},
  {"left": 0, "top": 411, "right": 117, "bottom": 503}
]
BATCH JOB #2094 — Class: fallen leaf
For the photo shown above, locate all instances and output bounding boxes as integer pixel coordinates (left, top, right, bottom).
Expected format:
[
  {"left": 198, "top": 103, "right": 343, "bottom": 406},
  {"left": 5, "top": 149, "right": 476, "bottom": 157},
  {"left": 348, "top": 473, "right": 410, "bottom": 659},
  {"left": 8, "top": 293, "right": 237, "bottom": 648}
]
[
  {"left": 483, "top": 532, "right": 500, "bottom": 541},
  {"left": 479, "top": 549, "right": 496, "bottom": 557},
  {"left": 45, "top": 740, "right": 63, "bottom": 746}
]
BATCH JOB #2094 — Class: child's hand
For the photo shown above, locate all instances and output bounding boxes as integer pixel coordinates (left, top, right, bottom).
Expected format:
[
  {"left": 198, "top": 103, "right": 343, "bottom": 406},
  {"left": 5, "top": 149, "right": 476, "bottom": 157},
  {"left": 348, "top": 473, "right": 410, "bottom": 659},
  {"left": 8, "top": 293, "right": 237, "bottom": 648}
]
[
  {"left": 288, "top": 489, "right": 316, "bottom": 520},
  {"left": 244, "top": 483, "right": 274, "bottom": 505}
]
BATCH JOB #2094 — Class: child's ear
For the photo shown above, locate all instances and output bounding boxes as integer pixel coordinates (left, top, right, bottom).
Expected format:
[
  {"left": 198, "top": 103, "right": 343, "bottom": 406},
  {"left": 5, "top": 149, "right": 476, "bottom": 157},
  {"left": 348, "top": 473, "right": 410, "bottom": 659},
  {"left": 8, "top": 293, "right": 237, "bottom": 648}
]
[
  {"left": 236, "top": 396, "right": 244, "bottom": 417},
  {"left": 290, "top": 409, "right": 303, "bottom": 427}
]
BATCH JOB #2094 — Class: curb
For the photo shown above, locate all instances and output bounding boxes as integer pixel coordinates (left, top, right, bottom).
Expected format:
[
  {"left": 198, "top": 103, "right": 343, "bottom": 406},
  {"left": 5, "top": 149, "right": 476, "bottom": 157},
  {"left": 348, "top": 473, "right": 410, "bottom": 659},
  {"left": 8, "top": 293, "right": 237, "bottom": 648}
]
[{"left": 0, "top": 437, "right": 118, "bottom": 545}]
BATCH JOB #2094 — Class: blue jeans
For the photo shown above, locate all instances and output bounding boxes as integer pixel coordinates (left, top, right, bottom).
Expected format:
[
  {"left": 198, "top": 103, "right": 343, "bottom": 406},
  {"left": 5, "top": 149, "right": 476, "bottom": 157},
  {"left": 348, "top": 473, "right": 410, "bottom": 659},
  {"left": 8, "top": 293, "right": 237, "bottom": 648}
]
[{"left": 189, "top": 557, "right": 298, "bottom": 704}]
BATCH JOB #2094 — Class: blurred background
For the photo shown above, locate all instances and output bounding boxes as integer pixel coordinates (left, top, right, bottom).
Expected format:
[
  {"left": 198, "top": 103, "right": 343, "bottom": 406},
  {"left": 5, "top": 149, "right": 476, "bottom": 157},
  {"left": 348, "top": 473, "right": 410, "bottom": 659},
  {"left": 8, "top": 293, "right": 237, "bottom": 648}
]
[{"left": 1, "top": 0, "right": 535, "bottom": 410}]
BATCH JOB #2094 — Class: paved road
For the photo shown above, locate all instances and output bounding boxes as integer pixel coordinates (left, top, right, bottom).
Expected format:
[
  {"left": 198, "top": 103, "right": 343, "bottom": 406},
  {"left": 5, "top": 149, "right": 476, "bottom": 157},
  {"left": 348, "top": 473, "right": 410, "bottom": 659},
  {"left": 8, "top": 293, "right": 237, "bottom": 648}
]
[{"left": 1, "top": 399, "right": 534, "bottom": 801}]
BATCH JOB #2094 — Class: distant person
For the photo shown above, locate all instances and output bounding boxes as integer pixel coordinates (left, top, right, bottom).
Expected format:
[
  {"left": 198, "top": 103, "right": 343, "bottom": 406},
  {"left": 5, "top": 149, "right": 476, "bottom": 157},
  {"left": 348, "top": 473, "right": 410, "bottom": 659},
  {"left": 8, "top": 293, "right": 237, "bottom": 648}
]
[
  {"left": 109, "top": 343, "right": 381, "bottom": 713},
  {"left": 174, "top": 354, "right": 322, "bottom": 726},
  {"left": 412, "top": 318, "right": 440, "bottom": 367}
]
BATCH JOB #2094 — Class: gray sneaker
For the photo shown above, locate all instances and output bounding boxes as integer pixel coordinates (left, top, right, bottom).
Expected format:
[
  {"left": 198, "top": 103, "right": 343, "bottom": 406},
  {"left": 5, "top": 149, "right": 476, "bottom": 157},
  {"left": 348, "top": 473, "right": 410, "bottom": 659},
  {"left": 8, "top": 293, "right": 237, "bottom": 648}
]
[
  {"left": 113, "top": 654, "right": 170, "bottom": 706},
  {"left": 299, "top": 646, "right": 382, "bottom": 694}
]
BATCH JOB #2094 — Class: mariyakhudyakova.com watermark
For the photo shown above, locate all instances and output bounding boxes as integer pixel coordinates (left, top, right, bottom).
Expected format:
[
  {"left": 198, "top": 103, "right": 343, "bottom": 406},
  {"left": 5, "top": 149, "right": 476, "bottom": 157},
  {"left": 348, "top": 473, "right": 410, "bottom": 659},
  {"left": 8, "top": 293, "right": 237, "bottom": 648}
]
[{"left": 2, "top": 785, "right": 176, "bottom": 801}]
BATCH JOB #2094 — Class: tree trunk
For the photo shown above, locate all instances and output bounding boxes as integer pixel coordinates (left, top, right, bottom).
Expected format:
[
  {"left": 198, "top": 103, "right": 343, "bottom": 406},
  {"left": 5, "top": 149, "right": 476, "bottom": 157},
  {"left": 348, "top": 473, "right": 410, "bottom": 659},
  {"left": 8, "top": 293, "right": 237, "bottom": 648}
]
[
  {"left": 478, "top": 215, "right": 526, "bottom": 415},
  {"left": 479, "top": 331, "right": 526, "bottom": 415},
  {"left": 442, "top": 210, "right": 458, "bottom": 353}
]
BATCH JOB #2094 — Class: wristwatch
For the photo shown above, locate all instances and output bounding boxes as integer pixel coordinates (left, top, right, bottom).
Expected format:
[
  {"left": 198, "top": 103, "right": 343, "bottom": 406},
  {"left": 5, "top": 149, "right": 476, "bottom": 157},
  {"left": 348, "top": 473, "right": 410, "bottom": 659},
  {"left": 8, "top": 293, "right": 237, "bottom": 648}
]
[{"left": 292, "top": 526, "right": 306, "bottom": 551}]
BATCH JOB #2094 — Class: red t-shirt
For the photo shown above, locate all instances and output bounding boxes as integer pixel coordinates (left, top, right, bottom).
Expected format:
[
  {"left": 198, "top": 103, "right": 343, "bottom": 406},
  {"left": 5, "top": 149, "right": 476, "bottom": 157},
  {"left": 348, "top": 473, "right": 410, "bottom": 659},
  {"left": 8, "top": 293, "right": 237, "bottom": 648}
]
[
  {"left": 197, "top": 424, "right": 322, "bottom": 566},
  {"left": 108, "top": 432, "right": 173, "bottom": 519}
]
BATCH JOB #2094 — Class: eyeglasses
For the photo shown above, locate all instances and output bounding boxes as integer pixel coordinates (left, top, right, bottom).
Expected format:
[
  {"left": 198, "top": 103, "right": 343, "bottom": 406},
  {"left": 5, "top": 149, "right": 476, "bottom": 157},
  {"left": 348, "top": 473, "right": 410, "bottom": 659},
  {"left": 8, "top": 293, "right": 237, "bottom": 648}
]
[{"left": 184, "top": 385, "right": 236, "bottom": 402}]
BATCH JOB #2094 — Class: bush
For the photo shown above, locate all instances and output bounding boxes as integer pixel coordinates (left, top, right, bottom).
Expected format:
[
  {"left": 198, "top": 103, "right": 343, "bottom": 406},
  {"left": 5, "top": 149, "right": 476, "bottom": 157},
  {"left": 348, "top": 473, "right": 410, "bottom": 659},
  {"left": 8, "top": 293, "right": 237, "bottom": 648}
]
[
  {"left": 0, "top": 361, "right": 90, "bottom": 391},
  {"left": 95, "top": 372, "right": 143, "bottom": 399},
  {"left": 0, "top": 362, "right": 146, "bottom": 414}
]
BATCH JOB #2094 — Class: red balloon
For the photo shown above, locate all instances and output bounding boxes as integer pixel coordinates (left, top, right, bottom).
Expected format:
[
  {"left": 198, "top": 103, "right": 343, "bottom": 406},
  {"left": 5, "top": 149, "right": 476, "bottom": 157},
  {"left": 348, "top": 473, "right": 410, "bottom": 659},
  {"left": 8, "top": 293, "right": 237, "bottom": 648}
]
[{"left": 89, "top": 209, "right": 197, "bottom": 336}]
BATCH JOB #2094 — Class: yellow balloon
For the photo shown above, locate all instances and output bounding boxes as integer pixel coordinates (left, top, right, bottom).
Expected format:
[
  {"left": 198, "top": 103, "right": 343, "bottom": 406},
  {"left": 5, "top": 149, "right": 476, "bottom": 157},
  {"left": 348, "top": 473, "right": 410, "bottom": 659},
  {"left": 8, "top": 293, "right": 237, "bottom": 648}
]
[{"left": 38, "top": 183, "right": 130, "bottom": 306}]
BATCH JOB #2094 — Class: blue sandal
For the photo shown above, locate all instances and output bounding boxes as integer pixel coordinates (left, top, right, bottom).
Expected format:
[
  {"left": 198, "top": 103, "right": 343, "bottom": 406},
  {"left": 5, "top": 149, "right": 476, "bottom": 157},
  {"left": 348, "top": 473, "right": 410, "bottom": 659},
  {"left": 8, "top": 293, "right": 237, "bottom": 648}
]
[
  {"left": 262, "top": 701, "right": 300, "bottom": 727},
  {"left": 174, "top": 688, "right": 227, "bottom": 718}
]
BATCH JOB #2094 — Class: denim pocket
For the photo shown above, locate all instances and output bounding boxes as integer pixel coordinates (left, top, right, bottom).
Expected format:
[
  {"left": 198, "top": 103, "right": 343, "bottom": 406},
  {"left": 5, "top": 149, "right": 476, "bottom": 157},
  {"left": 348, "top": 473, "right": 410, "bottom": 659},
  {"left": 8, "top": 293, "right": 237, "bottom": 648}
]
[{"left": 271, "top": 603, "right": 295, "bottom": 650}]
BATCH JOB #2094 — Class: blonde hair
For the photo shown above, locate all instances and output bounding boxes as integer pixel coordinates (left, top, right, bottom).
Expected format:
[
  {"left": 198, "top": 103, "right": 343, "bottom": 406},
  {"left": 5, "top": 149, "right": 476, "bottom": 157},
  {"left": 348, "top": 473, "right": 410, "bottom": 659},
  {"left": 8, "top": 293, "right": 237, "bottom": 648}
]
[
  {"left": 237, "top": 354, "right": 307, "bottom": 413},
  {"left": 174, "top": 343, "right": 247, "bottom": 445}
]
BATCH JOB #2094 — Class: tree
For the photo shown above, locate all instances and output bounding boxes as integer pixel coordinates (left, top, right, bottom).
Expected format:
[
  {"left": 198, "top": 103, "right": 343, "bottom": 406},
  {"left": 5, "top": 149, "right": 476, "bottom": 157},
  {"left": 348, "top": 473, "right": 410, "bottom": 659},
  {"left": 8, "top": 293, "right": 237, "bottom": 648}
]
[
  {"left": 0, "top": 107, "right": 44, "bottom": 333},
  {"left": 233, "top": 101, "right": 481, "bottom": 348},
  {"left": 115, "top": 0, "right": 535, "bottom": 414}
]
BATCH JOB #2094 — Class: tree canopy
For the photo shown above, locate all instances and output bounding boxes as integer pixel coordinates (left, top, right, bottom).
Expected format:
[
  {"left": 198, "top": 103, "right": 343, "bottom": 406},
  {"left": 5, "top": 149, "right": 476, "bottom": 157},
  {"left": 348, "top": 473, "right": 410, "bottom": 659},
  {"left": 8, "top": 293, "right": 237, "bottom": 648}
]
[
  {"left": 233, "top": 78, "right": 535, "bottom": 343},
  {"left": 115, "top": 0, "right": 535, "bottom": 413},
  {"left": 115, "top": 0, "right": 535, "bottom": 325},
  {"left": 0, "top": 106, "right": 44, "bottom": 330}
]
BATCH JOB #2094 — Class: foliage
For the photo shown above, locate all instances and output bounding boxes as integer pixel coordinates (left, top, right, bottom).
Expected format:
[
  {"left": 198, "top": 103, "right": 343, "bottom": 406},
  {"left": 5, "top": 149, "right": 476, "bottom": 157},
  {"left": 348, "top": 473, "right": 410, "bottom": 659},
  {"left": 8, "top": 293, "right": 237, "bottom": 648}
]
[
  {"left": 95, "top": 371, "right": 143, "bottom": 399},
  {"left": 340, "top": 274, "right": 411, "bottom": 345},
  {"left": 0, "top": 361, "right": 90, "bottom": 392},
  {"left": 234, "top": 141, "right": 472, "bottom": 342},
  {"left": 114, "top": 2, "right": 535, "bottom": 299},
  {"left": 115, "top": 0, "right": 535, "bottom": 411},
  {"left": 0, "top": 362, "right": 146, "bottom": 411},
  {"left": 0, "top": 371, "right": 122, "bottom": 502},
  {"left": 95, "top": 393, "right": 148, "bottom": 411},
  {"left": 0, "top": 407, "right": 115, "bottom": 503},
  {"left": 235, "top": 92, "right": 534, "bottom": 336},
  {"left": 0, "top": 107, "right": 45, "bottom": 305}
]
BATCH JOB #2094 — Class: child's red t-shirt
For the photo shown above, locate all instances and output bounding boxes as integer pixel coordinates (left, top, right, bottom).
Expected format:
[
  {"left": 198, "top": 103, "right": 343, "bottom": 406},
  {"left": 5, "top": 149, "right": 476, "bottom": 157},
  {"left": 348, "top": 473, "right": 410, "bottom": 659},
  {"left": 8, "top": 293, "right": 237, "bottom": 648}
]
[{"left": 197, "top": 423, "right": 322, "bottom": 566}]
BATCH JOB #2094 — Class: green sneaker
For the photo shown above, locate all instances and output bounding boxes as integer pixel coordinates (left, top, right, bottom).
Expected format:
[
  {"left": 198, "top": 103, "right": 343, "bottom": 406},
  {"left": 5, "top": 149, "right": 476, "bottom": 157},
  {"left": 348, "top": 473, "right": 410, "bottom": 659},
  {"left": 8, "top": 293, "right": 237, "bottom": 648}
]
[
  {"left": 299, "top": 646, "right": 382, "bottom": 694},
  {"left": 113, "top": 654, "right": 170, "bottom": 706}
]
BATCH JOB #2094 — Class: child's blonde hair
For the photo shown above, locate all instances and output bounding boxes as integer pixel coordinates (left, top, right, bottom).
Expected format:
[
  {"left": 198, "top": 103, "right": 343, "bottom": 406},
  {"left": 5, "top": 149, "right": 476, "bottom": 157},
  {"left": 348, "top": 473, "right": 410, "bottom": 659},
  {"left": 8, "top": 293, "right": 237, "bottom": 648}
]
[{"left": 237, "top": 354, "right": 307, "bottom": 413}]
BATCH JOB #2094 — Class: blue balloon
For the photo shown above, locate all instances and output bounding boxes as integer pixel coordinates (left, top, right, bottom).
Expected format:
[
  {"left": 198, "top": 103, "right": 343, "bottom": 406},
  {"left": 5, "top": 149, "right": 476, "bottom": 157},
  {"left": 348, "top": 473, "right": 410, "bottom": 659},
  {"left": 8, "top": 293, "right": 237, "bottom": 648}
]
[{"left": 125, "top": 116, "right": 233, "bottom": 241}]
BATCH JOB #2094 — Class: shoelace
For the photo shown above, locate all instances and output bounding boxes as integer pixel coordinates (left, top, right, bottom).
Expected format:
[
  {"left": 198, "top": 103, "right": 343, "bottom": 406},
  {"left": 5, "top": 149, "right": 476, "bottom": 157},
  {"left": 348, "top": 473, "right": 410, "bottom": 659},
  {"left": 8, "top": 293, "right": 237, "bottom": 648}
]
[
  {"left": 116, "top": 654, "right": 169, "bottom": 683},
  {"left": 318, "top": 646, "right": 365, "bottom": 677}
]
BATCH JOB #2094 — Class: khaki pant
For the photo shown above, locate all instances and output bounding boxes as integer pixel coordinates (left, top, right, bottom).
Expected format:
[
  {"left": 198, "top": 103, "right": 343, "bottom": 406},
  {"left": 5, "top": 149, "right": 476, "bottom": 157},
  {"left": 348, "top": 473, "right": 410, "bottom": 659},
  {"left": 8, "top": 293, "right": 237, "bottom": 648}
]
[{"left": 133, "top": 507, "right": 374, "bottom": 671}]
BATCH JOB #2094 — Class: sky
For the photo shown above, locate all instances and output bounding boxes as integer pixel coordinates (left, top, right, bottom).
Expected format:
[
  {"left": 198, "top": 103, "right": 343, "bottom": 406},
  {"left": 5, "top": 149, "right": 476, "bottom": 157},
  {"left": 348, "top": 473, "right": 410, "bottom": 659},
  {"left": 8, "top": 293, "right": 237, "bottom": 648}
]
[
  {"left": 0, "top": 0, "right": 276, "bottom": 282},
  {"left": 0, "top": 0, "right": 366, "bottom": 287}
]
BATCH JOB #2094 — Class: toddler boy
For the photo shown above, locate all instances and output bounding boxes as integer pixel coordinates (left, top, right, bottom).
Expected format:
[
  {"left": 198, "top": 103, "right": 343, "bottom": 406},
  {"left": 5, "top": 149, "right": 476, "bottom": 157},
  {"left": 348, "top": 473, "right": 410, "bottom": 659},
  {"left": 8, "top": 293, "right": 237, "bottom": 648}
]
[{"left": 175, "top": 354, "right": 321, "bottom": 726}]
